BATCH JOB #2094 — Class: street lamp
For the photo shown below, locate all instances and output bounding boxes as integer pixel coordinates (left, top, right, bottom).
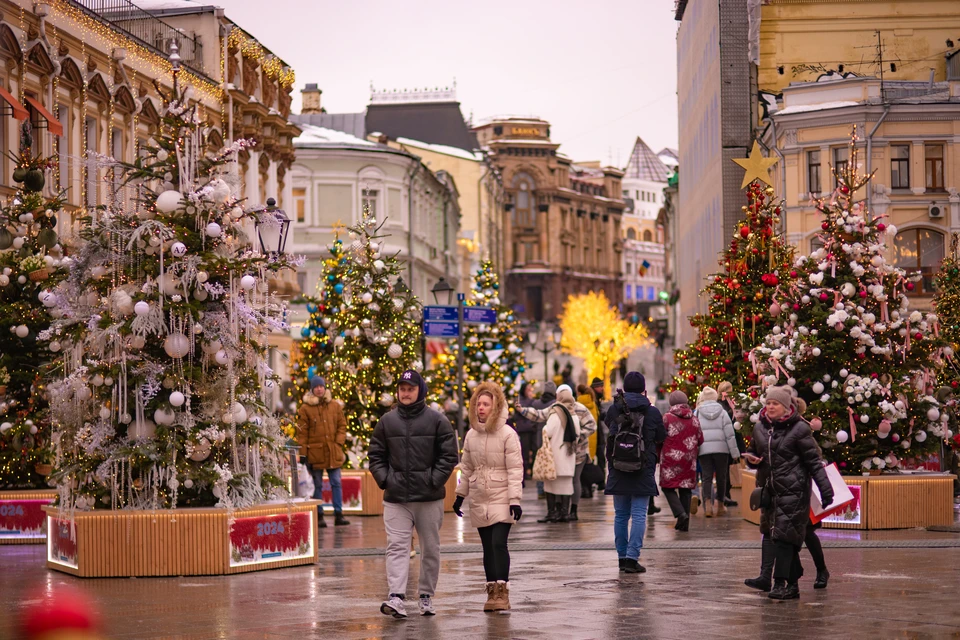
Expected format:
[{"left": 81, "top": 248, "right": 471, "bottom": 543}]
[
  {"left": 528, "top": 326, "right": 562, "bottom": 382},
  {"left": 431, "top": 277, "right": 454, "bottom": 305},
  {"left": 255, "top": 198, "right": 291, "bottom": 257},
  {"left": 595, "top": 338, "right": 617, "bottom": 392}
]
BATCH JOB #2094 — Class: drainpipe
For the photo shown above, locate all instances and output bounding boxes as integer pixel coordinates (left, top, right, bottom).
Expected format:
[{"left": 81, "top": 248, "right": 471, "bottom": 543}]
[
  {"left": 865, "top": 105, "right": 890, "bottom": 215},
  {"left": 407, "top": 159, "right": 421, "bottom": 284}
]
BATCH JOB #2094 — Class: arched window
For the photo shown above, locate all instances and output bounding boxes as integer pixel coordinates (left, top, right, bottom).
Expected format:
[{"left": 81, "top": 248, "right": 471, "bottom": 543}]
[
  {"left": 512, "top": 172, "right": 535, "bottom": 228},
  {"left": 893, "top": 228, "right": 944, "bottom": 294},
  {"left": 626, "top": 228, "right": 637, "bottom": 240},
  {"left": 642, "top": 230, "right": 653, "bottom": 242}
]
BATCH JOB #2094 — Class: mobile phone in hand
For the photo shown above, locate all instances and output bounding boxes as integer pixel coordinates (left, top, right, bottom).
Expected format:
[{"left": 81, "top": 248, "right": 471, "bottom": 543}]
[{"left": 743, "top": 453, "right": 762, "bottom": 464}]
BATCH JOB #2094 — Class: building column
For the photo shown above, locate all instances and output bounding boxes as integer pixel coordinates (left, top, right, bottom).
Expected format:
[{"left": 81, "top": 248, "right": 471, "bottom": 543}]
[
  {"left": 911, "top": 142, "right": 925, "bottom": 195},
  {"left": 244, "top": 150, "right": 260, "bottom": 202},
  {"left": 266, "top": 158, "right": 279, "bottom": 202},
  {"left": 818, "top": 145, "right": 830, "bottom": 196}
]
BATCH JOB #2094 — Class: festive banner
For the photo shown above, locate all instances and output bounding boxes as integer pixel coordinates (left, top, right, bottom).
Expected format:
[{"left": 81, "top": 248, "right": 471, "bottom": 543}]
[
  {"left": 229, "top": 512, "right": 314, "bottom": 568},
  {"left": 821, "top": 485, "right": 862, "bottom": 526},
  {"left": 0, "top": 499, "right": 50, "bottom": 539},
  {"left": 319, "top": 475, "right": 363, "bottom": 511},
  {"left": 47, "top": 518, "right": 78, "bottom": 569}
]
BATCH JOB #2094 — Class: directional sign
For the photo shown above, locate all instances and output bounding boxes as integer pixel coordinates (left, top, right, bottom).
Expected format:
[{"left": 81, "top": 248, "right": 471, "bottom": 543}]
[
  {"left": 463, "top": 306, "right": 497, "bottom": 325},
  {"left": 424, "top": 321, "right": 459, "bottom": 338},
  {"left": 424, "top": 306, "right": 458, "bottom": 322}
]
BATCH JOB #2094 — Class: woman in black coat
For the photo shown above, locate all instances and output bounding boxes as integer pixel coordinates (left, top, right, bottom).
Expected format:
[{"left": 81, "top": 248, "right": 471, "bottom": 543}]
[{"left": 743, "top": 386, "right": 833, "bottom": 600}]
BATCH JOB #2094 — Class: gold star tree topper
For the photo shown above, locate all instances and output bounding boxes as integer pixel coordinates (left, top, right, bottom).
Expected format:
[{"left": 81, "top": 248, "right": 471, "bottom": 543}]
[{"left": 733, "top": 141, "right": 779, "bottom": 189}]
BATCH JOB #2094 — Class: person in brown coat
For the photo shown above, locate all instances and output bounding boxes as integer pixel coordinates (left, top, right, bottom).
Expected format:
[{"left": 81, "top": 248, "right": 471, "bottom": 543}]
[
  {"left": 453, "top": 381, "right": 523, "bottom": 612},
  {"left": 297, "top": 376, "right": 349, "bottom": 527}
]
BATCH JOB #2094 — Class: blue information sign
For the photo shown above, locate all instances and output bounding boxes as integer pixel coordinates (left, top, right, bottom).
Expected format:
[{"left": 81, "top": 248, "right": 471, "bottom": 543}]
[
  {"left": 463, "top": 307, "right": 497, "bottom": 325},
  {"left": 423, "top": 306, "right": 458, "bottom": 322},
  {"left": 424, "top": 321, "right": 459, "bottom": 338}
]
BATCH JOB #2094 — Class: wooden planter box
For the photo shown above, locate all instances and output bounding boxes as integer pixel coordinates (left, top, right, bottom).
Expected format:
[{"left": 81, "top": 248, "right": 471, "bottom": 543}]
[
  {"left": 0, "top": 490, "right": 57, "bottom": 544},
  {"left": 43, "top": 500, "right": 321, "bottom": 578},
  {"left": 322, "top": 469, "right": 460, "bottom": 516},
  {"left": 740, "top": 469, "right": 955, "bottom": 530}
]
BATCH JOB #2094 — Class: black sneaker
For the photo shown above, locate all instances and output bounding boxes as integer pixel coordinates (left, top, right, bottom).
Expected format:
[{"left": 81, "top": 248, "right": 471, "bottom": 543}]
[
  {"left": 767, "top": 580, "right": 788, "bottom": 599},
  {"left": 724, "top": 499, "right": 738, "bottom": 507},
  {"left": 619, "top": 558, "right": 627, "bottom": 572},
  {"left": 334, "top": 513, "right": 351, "bottom": 526},
  {"left": 623, "top": 559, "right": 646, "bottom": 574},
  {"left": 318, "top": 514, "right": 327, "bottom": 529},
  {"left": 744, "top": 576, "right": 772, "bottom": 592}
]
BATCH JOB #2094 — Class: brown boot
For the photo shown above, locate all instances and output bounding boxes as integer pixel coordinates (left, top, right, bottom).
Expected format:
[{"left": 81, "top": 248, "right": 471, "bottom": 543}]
[
  {"left": 493, "top": 581, "right": 511, "bottom": 611},
  {"left": 483, "top": 582, "right": 497, "bottom": 612},
  {"left": 716, "top": 502, "right": 728, "bottom": 516},
  {"left": 704, "top": 500, "right": 714, "bottom": 518}
]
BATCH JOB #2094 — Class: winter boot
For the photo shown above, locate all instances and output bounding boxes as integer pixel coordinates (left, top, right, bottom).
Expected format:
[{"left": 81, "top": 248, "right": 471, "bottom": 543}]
[
  {"left": 690, "top": 494, "right": 699, "bottom": 515},
  {"left": 814, "top": 569, "right": 830, "bottom": 589},
  {"left": 704, "top": 501, "right": 714, "bottom": 518},
  {"left": 334, "top": 512, "right": 350, "bottom": 526},
  {"left": 767, "top": 580, "right": 788, "bottom": 599},
  {"left": 556, "top": 496, "right": 571, "bottom": 522},
  {"left": 676, "top": 514, "right": 690, "bottom": 532},
  {"left": 619, "top": 558, "right": 627, "bottom": 572},
  {"left": 537, "top": 494, "right": 558, "bottom": 523},
  {"left": 483, "top": 582, "right": 497, "bottom": 612},
  {"left": 647, "top": 500, "right": 661, "bottom": 515},
  {"left": 493, "top": 581, "right": 511, "bottom": 611},
  {"left": 569, "top": 503, "right": 579, "bottom": 521},
  {"left": 318, "top": 509, "right": 327, "bottom": 529},
  {"left": 716, "top": 502, "right": 728, "bottom": 516},
  {"left": 623, "top": 558, "right": 646, "bottom": 574},
  {"left": 744, "top": 536, "right": 775, "bottom": 592}
]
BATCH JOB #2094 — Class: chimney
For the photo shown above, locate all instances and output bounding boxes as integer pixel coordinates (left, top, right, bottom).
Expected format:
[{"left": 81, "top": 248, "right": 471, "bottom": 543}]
[{"left": 301, "top": 83, "right": 322, "bottom": 114}]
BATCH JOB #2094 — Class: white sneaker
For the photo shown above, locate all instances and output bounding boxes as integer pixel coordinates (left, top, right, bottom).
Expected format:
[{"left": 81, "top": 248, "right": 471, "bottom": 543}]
[
  {"left": 380, "top": 595, "right": 407, "bottom": 618},
  {"left": 418, "top": 595, "right": 436, "bottom": 616}
]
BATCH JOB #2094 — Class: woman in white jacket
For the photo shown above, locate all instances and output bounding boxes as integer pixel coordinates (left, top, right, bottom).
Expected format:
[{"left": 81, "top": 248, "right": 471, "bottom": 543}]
[
  {"left": 536, "top": 385, "right": 581, "bottom": 523},
  {"left": 695, "top": 386, "right": 740, "bottom": 517},
  {"left": 453, "top": 382, "right": 524, "bottom": 612}
]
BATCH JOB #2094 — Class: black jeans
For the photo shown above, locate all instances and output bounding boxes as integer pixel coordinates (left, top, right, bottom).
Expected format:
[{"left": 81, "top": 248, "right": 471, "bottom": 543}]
[
  {"left": 662, "top": 488, "right": 692, "bottom": 517},
  {"left": 804, "top": 526, "right": 826, "bottom": 572},
  {"left": 517, "top": 431, "right": 537, "bottom": 478},
  {"left": 699, "top": 453, "right": 729, "bottom": 502},
  {"left": 478, "top": 522, "right": 512, "bottom": 582},
  {"left": 773, "top": 539, "right": 803, "bottom": 583}
]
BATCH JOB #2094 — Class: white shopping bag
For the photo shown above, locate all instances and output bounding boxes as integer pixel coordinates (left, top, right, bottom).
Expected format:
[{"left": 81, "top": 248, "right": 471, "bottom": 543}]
[
  {"left": 297, "top": 463, "right": 315, "bottom": 498},
  {"left": 810, "top": 462, "right": 855, "bottom": 524}
]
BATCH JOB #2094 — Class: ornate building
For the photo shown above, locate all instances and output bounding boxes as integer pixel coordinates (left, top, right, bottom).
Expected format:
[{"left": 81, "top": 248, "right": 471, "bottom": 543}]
[{"left": 474, "top": 117, "right": 625, "bottom": 321}]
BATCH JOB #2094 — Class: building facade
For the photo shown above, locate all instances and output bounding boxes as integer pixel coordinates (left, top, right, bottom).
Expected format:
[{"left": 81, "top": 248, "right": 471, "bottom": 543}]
[{"left": 473, "top": 117, "right": 625, "bottom": 322}]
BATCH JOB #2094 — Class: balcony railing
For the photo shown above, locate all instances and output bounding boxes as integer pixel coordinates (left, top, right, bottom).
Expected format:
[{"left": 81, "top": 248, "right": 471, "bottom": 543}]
[{"left": 69, "top": 0, "right": 206, "bottom": 77}]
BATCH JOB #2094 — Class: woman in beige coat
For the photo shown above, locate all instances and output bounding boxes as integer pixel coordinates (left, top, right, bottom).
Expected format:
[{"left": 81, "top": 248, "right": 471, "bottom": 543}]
[{"left": 453, "top": 382, "right": 523, "bottom": 612}]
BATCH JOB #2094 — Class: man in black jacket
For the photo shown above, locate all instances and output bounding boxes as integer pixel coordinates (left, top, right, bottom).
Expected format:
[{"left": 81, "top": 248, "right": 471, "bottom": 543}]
[{"left": 368, "top": 370, "right": 459, "bottom": 619}]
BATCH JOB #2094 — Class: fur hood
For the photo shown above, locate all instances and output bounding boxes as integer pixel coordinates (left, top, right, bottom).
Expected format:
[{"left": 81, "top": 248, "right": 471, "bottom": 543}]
[
  {"left": 469, "top": 381, "right": 508, "bottom": 432},
  {"left": 303, "top": 389, "right": 332, "bottom": 406}
]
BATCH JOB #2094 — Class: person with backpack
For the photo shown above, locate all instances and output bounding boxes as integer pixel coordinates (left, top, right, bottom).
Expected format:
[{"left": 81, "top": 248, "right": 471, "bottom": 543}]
[
  {"left": 695, "top": 386, "right": 740, "bottom": 517},
  {"left": 605, "top": 372, "right": 666, "bottom": 573},
  {"left": 534, "top": 385, "right": 581, "bottom": 523}
]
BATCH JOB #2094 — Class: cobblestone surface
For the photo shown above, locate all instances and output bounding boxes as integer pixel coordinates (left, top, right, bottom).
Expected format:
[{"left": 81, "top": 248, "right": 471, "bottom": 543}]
[{"left": 2, "top": 490, "right": 959, "bottom": 639}]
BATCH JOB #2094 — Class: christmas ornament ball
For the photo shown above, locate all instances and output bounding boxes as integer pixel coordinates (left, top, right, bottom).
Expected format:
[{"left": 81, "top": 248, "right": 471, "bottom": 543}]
[
  {"left": 163, "top": 332, "right": 191, "bottom": 358},
  {"left": 240, "top": 275, "right": 256, "bottom": 290},
  {"left": 155, "top": 190, "right": 182, "bottom": 213},
  {"left": 169, "top": 391, "right": 185, "bottom": 407}
]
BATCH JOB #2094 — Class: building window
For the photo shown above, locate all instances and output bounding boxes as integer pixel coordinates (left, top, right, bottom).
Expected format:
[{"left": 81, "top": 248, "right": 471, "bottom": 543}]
[
  {"left": 890, "top": 145, "right": 910, "bottom": 189},
  {"left": 111, "top": 127, "right": 123, "bottom": 200},
  {"left": 925, "top": 144, "right": 944, "bottom": 191},
  {"left": 524, "top": 242, "right": 535, "bottom": 263},
  {"left": 85, "top": 116, "right": 98, "bottom": 208},
  {"left": 293, "top": 187, "right": 306, "bottom": 223},
  {"left": 626, "top": 228, "right": 636, "bottom": 240},
  {"left": 643, "top": 229, "right": 653, "bottom": 242},
  {"left": 807, "top": 150, "right": 821, "bottom": 194},
  {"left": 362, "top": 189, "right": 378, "bottom": 217},
  {"left": 833, "top": 147, "right": 849, "bottom": 186},
  {"left": 526, "top": 286, "right": 543, "bottom": 321},
  {"left": 893, "top": 228, "right": 944, "bottom": 294},
  {"left": 626, "top": 284, "right": 633, "bottom": 300},
  {"left": 512, "top": 173, "right": 536, "bottom": 228},
  {"left": 58, "top": 103, "right": 70, "bottom": 196}
]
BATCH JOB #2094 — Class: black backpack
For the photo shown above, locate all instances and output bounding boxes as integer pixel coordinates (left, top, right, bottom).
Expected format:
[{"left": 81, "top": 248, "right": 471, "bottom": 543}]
[{"left": 610, "top": 390, "right": 646, "bottom": 473}]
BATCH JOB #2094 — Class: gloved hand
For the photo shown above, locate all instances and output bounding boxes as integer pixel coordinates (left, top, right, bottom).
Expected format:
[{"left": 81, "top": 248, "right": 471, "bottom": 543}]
[
  {"left": 452, "top": 495, "right": 464, "bottom": 517},
  {"left": 298, "top": 456, "right": 307, "bottom": 465},
  {"left": 510, "top": 505, "right": 522, "bottom": 521},
  {"left": 821, "top": 492, "right": 834, "bottom": 509}
]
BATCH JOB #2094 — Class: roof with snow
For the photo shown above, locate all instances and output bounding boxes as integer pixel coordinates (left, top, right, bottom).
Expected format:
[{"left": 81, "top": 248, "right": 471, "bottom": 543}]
[
  {"left": 366, "top": 101, "right": 478, "bottom": 152},
  {"left": 128, "top": 0, "right": 217, "bottom": 14},
  {"left": 291, "top": 112, "right": 366, "bottom": 139},
  {"left": 624, "top": 137, "right": 670, "bottom": 183},
  {"left": 395, "top": 137, "right": 482, "bottom": 162},
  {"left": 293, "top": 124, "right": 378, "bottom": 149}
]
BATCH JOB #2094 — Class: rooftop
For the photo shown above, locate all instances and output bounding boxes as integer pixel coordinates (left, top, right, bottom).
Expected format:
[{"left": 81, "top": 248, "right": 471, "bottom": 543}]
[
  {"left": 624, "top": 137, "right": 671, "bottom": 183},
  {"left": 293, "top": 124, "right": 378, "bottom": 149},
  {"left": 366, "top": 101, "right": 478, "bottom": 152},
  {"left": 291, "top": 112, "right": 366, "bottom": 140}
]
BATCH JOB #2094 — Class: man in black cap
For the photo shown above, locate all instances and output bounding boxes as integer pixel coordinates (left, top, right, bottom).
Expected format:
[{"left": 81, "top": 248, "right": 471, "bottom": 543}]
[
  {"left": 590, "top": 377, "right": 610, "bottom": 471},
  {"left": 368, "top": 370, "right": 459, "bottom": 619}
]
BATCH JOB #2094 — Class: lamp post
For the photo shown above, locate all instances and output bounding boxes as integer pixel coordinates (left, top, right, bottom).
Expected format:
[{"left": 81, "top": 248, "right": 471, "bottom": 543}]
[
  {"left": 255, "top": 197, "right": 291, "bottom": 257},
  {"left": 528, "top": 325, "right": 562, "bottom": 383},
  {"left": 595, "top": 338, "right": 617, "bottom": 395},
  {"left": 432, "top": 276, "right": 465, "bottom": 437}
]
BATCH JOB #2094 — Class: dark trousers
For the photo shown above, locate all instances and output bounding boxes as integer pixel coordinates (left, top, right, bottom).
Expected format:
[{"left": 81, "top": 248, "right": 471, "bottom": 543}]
[
  {"left": 772, "top": 539, "right": 803, "bottom": 583},
  {"left": 804, "top": 526, "right": 826, "bottom": 571},
  {"left": 662, "top": 488, "right": 692, "bottom": 517},
  {"left": 699, "top": 453, "right": 728, "bottom": 502},
  {"left": 517, "top": 431, "right": 537, "bottom": 478},
  {"left": 478, "top": 522, "right": 512, "bottom": 582},
  {"left": 723, "top": 464, "right": 732, "bottom": 501}
]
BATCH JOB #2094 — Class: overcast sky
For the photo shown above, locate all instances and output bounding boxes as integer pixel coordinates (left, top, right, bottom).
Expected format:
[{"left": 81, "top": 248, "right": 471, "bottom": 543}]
[{"left": 216, "top": 0, "right": 679, "bottom": 166}]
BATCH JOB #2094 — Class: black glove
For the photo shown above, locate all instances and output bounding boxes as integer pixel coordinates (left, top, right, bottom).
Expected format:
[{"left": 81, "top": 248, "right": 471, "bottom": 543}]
[
  {"left": 452, "top": 495, "right": 464, "bottom": 517},
  {"left": 510, "top": 505, "right": 522, "bottom": 521},
  {"left": 298, "top": 456, "right": 307, "bottom": 465},
  {"left": 821, "top": 493, "right": 834, "bottom": 509}
]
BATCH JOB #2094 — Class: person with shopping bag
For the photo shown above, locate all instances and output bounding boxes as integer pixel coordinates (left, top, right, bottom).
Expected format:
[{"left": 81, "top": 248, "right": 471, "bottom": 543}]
[
  {"left": 296, "top": 376, "right": 349, "bottom": 528},
  {"left": 453, "top": 382, "right": 524, "bottom": 612},
  {"left": 532, "top": 386, "right": 581, "bottom": 523},
  {"left": 742, "top": 386, "right": 833, "bottom": 600}
]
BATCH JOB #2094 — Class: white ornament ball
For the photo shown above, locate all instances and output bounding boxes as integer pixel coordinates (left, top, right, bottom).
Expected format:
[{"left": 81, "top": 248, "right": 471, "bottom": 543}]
[
  {"left": 129, "top": 418, "right": 156, "bottom": 440},
  {"left": 230, "top": 402, "right": 248, "bottom": 423},
  {"left": 158, "top": 273, "right": 181, "bottom": 296},
  {"left": 387, "top": 343, "right": 403, "bottom": 359},
  {"left": 0, "top": 275, "right": 8, "bottom": 287},
  {"left": 169, "top": 391, "right": 185, "bottom": 407},
  {"left": 15, "top": 325, "right": 29, "bottom": 338},
  {"left": 214, "top": 350, "right": 230, "bottom": 365},
  {"left": 134, "top": 301, "right": 151, "bottom": 316},
  {"left": 230, "top": 206, "right": 244, "bottom": 220},
  {"left": 155, "top": 190, "right": 182, "bottom": 213},
  {"left": 361, "top": 292, "right": 374, "bottom": 304},
  {"left": 39, "top": 290, "right": 56, "bottom": 307},
  {"left": 131, "top": 335, "right": 146, "bottom": 349},
  {"left": 0, "top": 422, "right": 11, "bottom": 433},
  {"left": 860, "top": 414, "right": 869, "bottom": 424},
  {"left": 12, "top": 237, "right": 24, "bottom": 249},
  {"left": 927, "top": 408, "right": 940, "bottom": 422},
  {"left": 163, "top": 332, "right": 191, "bottom": 358},
  {"left": 205, "top": 222, "right": 222, "bottom": 238},
  {"left": 171, "top": 242, "right": 187, "bottom": 258},
  {"left": 373, "top": 260, "right": 385, "bottom": 271},
  {"left": 17, "top": 275, "right": 26, "bottom": 284},
  {"left": 787, "top": 377, "right": 797, "bottom": 387},
  {"left": 240, "top": 275, "right": 256, "bottom": 290},
  {"left": 915, "top": 430, "right": 928, "bottom": 443},
  {"left": 188, "top": 438, "right": 211, "bottom": 461},
  {"left": 839, "top": 369, "right": 849, "bottom": 378},
  {"left": 812, "top": 382, "right": 825, "bottom": 395},
  {"left": 812, "top": 348, "right": 821, "bottom": 357},
  {"left": 154, "top": 407, "right": 176, "bottom": 426},
  {"left": 48, "top": 341, "right": 61, "bottom": 352},
  {"left": 836, "top": 430, "right": 849, "bottom": 443}
]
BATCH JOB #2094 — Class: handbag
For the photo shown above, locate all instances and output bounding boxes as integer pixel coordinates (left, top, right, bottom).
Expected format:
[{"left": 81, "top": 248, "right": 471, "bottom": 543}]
[
  {"left": 532, "top": 431, "right": 557, "bottom": 481},
  {"left": 749, "top": 484, "right": 771, "bottom": 512}
]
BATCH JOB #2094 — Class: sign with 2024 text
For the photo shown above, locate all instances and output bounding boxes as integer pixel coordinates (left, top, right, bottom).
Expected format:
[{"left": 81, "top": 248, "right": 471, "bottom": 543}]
[
  {"left": 228, "top": 511, "right": 314, "bottom": 568},
  {"left": 0, "top": 499, "right": 51, "bottom": 539},
  {"left": 47, "top": 518, "right": 78, "bottom": 569}
]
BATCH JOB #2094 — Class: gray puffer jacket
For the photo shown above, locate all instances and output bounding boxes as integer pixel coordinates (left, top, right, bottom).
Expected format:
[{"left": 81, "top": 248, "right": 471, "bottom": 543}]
[{"left": 695, "top": 401, "right": 740, "bottom": 459}]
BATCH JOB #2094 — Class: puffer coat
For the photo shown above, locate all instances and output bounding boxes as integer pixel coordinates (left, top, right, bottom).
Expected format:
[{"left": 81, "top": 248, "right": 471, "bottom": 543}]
[
  {"left": 543, "top": 402, "right": 580, "bottom": 479},
  {"left": 519, "top": 400, "right": 597, "bottom": 464},
  {"left": 695, "top": 401, "right": 740, "bottom": 459},
  {"left": 296, "top": 390, "right": 347, "bottom": 469},
  {"left": 659, "top": 404, "right": 703, "bottom": 489},
  {"left": 748, "top": 408, "right": 834, "bottom": 546},
  {"left": 457, "top": 382, "right": 524, "bottom": 528}
]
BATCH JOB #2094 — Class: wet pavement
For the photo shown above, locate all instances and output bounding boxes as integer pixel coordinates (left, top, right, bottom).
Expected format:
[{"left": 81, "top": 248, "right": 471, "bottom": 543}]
[{"left": 2, "top": 489, "right": 960, "bottom": 639}]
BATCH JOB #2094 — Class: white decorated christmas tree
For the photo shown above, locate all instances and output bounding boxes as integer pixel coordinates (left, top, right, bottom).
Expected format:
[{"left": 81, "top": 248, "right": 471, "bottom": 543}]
[{"left": 44, "top": 80, "right": 296, "bottom": 510}]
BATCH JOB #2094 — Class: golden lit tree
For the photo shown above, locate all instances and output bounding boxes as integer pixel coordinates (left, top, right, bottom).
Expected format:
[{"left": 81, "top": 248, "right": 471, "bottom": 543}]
[{"left": 558, "top": 291, "right": 649, "bottom": 397}]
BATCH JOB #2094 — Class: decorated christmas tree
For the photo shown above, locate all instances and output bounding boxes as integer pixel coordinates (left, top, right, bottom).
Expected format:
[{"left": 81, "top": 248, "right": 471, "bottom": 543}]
[
  {"left": 934, "top": 233, "right": 960, "bottom": 387},
  {"left": 427, "top": 260, "right": 529, "bottom": 409},
  {"left": 0, "top": 123, "right": 67, "bottom": 488},
  {"left": 673, "top": 179, "right": 795, "bottom": 399},
  {"left": 289, "top": 231, "right": 348, "bottom": 404},
  {"left": 323, "top": 206, "right": 423, "bottom": 468},
  {"left": 749, "top": 131, "right": 946, "bottom": 471},
  {"left": 43, "top": 81, "right": 296, "bottom": 510}
]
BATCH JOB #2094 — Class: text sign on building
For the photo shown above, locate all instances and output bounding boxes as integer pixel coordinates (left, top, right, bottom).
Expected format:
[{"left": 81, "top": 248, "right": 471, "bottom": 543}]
[
  {"left": 423, "top": 306, "right": 458, "bottom": 322},
  {"left": 511, "top": 127, "right": 541, "bottom": 137},
  {"left": 424, "top": 321, "right": 459, "bottom": 338},
  {"left": 463, "top": 307, "right": 497, "bottom": 325}
]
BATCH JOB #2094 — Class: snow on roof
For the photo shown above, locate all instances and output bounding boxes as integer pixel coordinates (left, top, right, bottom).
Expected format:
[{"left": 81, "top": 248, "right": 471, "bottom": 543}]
[
  {"left": 775, "top": 101, "right": 860, "bottom": 116},
  {"left": 396, "top": 137, "right": 482, "bottom": 162},
  {"left": 129, "top": 0, "right": 214, "bottom": 11},
  {"left": 294, "top": 124, "right": 378, "bottom": 148}
]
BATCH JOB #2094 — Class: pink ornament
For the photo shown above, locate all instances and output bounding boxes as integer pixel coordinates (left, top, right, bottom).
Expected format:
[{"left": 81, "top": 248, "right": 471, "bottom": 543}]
[
  {"left": 892, "top": 433, "right": 900, "bottom": 442},
  {"left": 877, "top": 419, "right": 892, "bottom": 438},
  {"left": 859, "top": 289, "right": 868, "bottom": 298},
  {"left": 906, "top": 282, "right": 915, "bottom": 291},
  {"left": 769, "top": 302, "right": 782, "bottom": 317},
  {"left": 793, "top": 303, "right": 800, "bottom": 311},
  {"left": 819, "top": 292, "right": 829, "bottom": 301},
  {"left": 810, "top": 417, "right": 823, "bottom": 431},
  {"left": 877, "top": 222, "right": 886, "bottom": 231}
]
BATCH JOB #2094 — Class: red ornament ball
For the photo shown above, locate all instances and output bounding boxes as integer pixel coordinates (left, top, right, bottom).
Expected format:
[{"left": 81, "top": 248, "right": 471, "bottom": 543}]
[
  {"left": 877, "top": 222, "right": 886, "bottom": 231},
  {"left": 819, "top": 292, "right": 829, "bottom": 301},
  {"left": 790, "top": 270, "right": 798, "bottom": 278},
  {"left": 688, "top": 375, "right": 696, "bottom": 382},
  {"left": 905, "top": 282, "right": 915, "bottom": 291},
  {"left": 821, "top": 221, "right": 830, "bottom": 230},
  {"left": 857, "top": 352, "right": 866, "bottom": 359},
  {"left": 840, "top": 185, "right": 850, "bottom": 194},
  {"left": 859, "top": 290, "right": 868, "bottom": 298},
  {"left": 914, "top": 333, "right": 923, "bottom": 341},
  {"left": 793, "top": 303, "right": 800, "bottom": 310},
  {"left": 952, "top": 381, "right": 958, "bottom": 388},
  {"left": 740, "top": 227, "right": 749, "bottom": 238},
  {"left": 750, "top": 390, "right": 759, "bottom": 398}
]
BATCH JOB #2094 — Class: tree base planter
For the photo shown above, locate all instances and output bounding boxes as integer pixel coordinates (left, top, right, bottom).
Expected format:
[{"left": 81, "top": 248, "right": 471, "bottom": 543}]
[
  {"left": 331, "top": 469, "right": 460, "bottom": 516},
  {"left": 43, "top": 500, "right": 321, "bottom": 578},
  {"left": 0, "top": 490, "right": 57, "bottom": 544},
  {"left": 740, "top": 469, "right": 956, "bottom": 530}
]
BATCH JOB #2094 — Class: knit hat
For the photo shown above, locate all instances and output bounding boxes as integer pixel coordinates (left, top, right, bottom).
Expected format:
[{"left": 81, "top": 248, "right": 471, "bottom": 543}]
[
  {"left": 556, "top": 384, "right": 573, "bottom": 397},
  {"left": 624, "top": 371, "right": 645, "bottom": 393},
  {"left": 697, "top": 386, "right": 718, "bottom": 405},
  {"left": 590, "top": 377, "right": 604, "bottom": 388},
  {"left": 717, "top": 381, "right": 733, "bottom": 395},
  {"left": 310, "top": 376, "right": 326, "bottom": 390},
  {"left": 764, "top": 386, "right": 794, "bottom": 410},
  {"left": 668, "top": 390, "right": 688, "bottom": 406},
  {"left": 542, "top": 381, "right": 557, "bottom": 395}
]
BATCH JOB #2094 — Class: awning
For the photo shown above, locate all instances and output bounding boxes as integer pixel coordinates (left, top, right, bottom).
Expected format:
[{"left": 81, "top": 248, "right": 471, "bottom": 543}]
[
  {"left": 23, "top": 96, "right": 63, "bottom": 136},
  {"left": 0, "top": 86, "right": 28, "bottom": 121}
]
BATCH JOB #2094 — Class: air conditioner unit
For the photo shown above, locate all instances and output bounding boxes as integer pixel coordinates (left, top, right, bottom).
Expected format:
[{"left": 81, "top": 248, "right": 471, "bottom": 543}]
[{"left": 929, "top": 202, "right": 944, "bottom": 218}]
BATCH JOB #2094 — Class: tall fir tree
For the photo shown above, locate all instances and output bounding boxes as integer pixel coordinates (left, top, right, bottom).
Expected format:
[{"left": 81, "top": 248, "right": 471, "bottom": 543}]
[
  {"left": 0, "top": 122, "right": 67, "bottom": 488},
  {"left": 44, "top": 82, "right": 295, "bottom": 510},
  {"left": 427, "top": 260, "right": 530, "bottom": 409},
  {"left": 323, "top": 206, "right": 423, "bottom": 468},
  {"left": 934, "top": 233, "right": 960, "bottom": 387},
  {"left": 750, "top": 132, "right": 946, "bottom": 471},
  {"left": 672, "top": 181, "right": 795, "bottom": 399}
]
